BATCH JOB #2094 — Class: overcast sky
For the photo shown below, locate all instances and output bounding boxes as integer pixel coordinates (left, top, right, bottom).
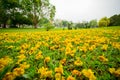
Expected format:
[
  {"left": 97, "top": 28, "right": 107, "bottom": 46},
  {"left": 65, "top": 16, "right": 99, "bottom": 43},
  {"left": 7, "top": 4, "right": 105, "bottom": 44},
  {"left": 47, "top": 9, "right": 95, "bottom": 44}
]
[{"left": 50, "top": 0, "right": 120, "bottom": 22}]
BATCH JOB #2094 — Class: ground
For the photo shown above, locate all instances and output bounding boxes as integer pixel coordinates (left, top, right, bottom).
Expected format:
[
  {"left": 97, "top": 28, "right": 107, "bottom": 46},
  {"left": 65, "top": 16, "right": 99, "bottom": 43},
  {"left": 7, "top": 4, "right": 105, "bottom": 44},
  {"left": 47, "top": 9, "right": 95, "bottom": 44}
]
[{"left": 0, "top": 27, "right": 120, "bottom": 80}]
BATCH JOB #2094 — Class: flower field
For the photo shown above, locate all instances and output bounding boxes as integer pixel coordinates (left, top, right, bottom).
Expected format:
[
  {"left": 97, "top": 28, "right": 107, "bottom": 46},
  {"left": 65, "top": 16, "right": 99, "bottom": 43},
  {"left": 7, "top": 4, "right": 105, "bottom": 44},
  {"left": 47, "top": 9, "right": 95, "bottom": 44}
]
[{"left": 0, "top": 28, "right": 120, "bottom": 80}]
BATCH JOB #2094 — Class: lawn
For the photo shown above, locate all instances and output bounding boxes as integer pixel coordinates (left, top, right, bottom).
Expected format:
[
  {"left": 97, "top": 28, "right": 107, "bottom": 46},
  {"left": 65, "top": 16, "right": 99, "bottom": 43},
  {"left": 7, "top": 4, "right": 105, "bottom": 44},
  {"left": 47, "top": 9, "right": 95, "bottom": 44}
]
[{"left": 0, "top": 27, "right": 120, "bottom": 80}]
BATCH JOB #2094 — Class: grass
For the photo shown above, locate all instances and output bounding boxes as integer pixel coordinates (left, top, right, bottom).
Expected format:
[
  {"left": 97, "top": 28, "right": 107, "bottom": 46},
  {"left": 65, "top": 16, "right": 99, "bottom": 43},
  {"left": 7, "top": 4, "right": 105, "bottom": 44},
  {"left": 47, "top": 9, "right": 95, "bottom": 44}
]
[
  {"left": 0, "top": 27, "right": 66, "bottom": 32},
  {"left": 0, "top": 26, "right": 119, "bottom": 32},
  {"left": 0, "top": 26, "right": 120, "bottom": 80}
]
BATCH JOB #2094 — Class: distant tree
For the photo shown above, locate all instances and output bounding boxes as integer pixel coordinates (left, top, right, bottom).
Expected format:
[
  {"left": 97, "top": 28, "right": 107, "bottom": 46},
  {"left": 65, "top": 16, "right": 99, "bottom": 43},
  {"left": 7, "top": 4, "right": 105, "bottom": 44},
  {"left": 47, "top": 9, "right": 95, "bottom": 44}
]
[
  {"left": 39, "top": 18, "right": 49, "bottom": 27},
  {"left": 109, "top": 14, "right": 120, "bottom": 26},
  {"left": 68, "top": 21, "right": 73, "bottom": 30},
  {"left": 75, "top": 23, "right": 82, "bottom": 28},
  {"left": 81, "top": 21, "right": 90, "bottom": 28},
  {"left": 98, "top": 17, "right": 110, "bottom": 27},
  {"left": 54, "top": 19, "right": 62, "bottom": 27},
  {"left": 0, "top": 0, "right": 21, "bottom": 28},
  {"left": 44, "top": 22, "right": 55, "bottom": 31},
  {"left": 21, "top": 0, "right": 56, "bottom": 28},
  {"left": 62, "top": 20, "right": 68, "bottom": 27},
  {"left": 89, "top": 19, "right": 98, "bottom": 28}
]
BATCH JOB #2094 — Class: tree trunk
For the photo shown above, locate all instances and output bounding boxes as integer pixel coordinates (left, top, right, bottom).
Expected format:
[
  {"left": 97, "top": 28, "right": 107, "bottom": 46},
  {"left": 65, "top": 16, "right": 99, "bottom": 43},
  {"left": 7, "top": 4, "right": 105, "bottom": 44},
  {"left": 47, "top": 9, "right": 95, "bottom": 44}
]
[
  {"left": 3, "top": 23, "right": 6, "bottom": 28},
  {"left": 34, "top": 23, "right": 37, "bottom": 28}
]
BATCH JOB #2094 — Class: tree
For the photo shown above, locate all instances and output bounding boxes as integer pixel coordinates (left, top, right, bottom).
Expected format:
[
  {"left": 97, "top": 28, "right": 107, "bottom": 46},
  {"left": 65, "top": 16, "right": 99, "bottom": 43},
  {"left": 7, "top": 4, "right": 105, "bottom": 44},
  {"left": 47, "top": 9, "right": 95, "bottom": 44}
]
[
  {"left": 98, "top": 17, "right": 110, "bottom": 27},
  {"left": 68, "top": 21, "right": 73, "bottom": 30},
  {"left": 75, "top": 23, "right": 83, "bottom": 28},
  {"left": 62, "top": 20, "right": 68, "bottom": 27},
  {"left": 89, "top": 19, "right": 98, "bottom": 28},
  {"left": 44, "top": 22, "right": 55, "bottom": 31},
  {"left": 0, "top": 0, "right": 23, "bottom": 28},
  {"left": 109, "top": 14, "right": 120, "bottom": 26},
  {"left": 21, "top": 0, "right": 56, "bottom": 28},
  {"left": 39, "top": 18, "right": 49, "bottom": 27}
]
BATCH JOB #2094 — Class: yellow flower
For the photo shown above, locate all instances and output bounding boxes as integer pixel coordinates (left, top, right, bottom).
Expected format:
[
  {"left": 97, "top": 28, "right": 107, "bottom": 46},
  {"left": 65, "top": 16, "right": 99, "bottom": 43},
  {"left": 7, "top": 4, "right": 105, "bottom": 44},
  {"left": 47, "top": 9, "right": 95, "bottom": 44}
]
[
  {"left": 17, "top": 54, "right": 26, "bottom": 59},
  {"left": 65, "top": 47, "right": 75, "bottom": 57},
  {"left": 89, "top": 45, "right": 96, "bottom": 51},
  {"left": 82, "top": 69, "right": 96, "bottom": 80},
  {"left": 55, "top": 73, "right": 61, "bottom": 80},
  {"left": 38, "top": 67, "right": 48, "bottom": 74},
  {"left": 2, "top": 72, "right": 15, "bottom": 80},
  {"left": 38, "top": 67, "right": 52, "bottom": 78},
  {"left": 21, "top": 43, "right": 30, "bottom": 50},
  {"left": 29, "top": 47, "right": 35, "bottom": 55},
  {"left": 50, "top": 46, "right": 55, "bottom": 50},
  {"left": 112, "top": 42, "right": 120, "bottom": 50},
  {"left": 0, "top": 65, "right": 4, "bottom": 71},
  {"left": 60, "top": 58, "right": 66, "bottom": 65},
  {"left": 19, "top": 62, "right": 30, "bottom": 69},
  {"left": 114, "top": 68, "right": 120, "bottom": 77},
  {"left": 81, "top": 46, "right": 87, "bottom": 53},
  {"left": 44, "top": 56, "right": 50, "bottom": 63},
  {"left": 19, "top": 49, "right": 25, "bottom": 54},
  {"left": 109, "top": 68, "right": 120, "bottom": 77},
  {"left": 74, "top": 58, "right": 83, "bottom": 66},
  {"left": 101, "top": 44, "right": 108, "bottom": 51},
  {"left": 62, "top": 76, "right": 65, "bottom": 80},
  {"left": 109, "top": 68, "right": 115, "bottom": 74},
  {"left": 98, "top": 55, "right": 108, "bottom": 62},
  {"left": 35, "top": 51, "right": 43, "bottom": 60},
  {"left": 65, "top": 47, "right": 71, "bottom": 55},
  {"left": 45, "top": 70, "right": 53, "bottom": 78},
  {"left": 13, "top": 68, "right": 25, "bottom": 76},
  {"left": 67, "top": 76, "right": 75, "bottom": 80},
  {"left": 8, "top": 46, "right": 14, "bottom": 49},
  {"left": 0, "top": 56, "right": 12, "bottom": 71},
  {"left": 55, "top": 66, "right": 63, "bottom": 74},
  {"left": 17, "top": 54, "right": 26, "bottom": 64},
  {"left": 72, "top": 70, "right": 81, "bottom": 76}
]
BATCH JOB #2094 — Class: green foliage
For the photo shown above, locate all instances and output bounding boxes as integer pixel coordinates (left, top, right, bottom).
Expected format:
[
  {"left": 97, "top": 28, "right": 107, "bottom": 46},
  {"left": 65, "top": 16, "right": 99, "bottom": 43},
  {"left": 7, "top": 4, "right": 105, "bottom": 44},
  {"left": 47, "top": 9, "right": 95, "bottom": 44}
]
[
  {"left": 62, "top": 20, "right": 69, "bottom": 27},
  {"left": 21, "top": 0, "right": 56, "bottom": 28},
  {"left": 89, "top": 19, "right": 98, "bottom": 28},
  {"left": 109, "top": 14, "right": 120, "bottom": 26},
  {"left": 98, "top": 17, "right": 110, "bottom": 27},
  {"left": 39, "top": 18, "right": 49, "bottom": 27},
  {"left": 44, "top": 22, "right": 55, "bottom": 31},
  {"left": 68, "top": 21, "right": 73, "bottom": 30},
  {"left": 0, "top": 0, "right": 55, "bottom": 28},
  {"left": 75, "top": 23, "right": 84, "bottom": 28}
]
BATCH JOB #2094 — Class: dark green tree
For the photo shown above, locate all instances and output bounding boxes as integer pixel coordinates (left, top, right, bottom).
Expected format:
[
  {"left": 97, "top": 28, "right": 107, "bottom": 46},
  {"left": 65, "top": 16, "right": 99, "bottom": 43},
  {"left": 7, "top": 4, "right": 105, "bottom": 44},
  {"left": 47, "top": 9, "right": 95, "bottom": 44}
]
[
  {"left": 109, "top": 14, "right": 120, "bottom": 26},
  {"left": 21, "top": 0, "right": 56, "bottom": 28},
  {"left": 0, "top": 0, "right": 23, "bottom": 28}
]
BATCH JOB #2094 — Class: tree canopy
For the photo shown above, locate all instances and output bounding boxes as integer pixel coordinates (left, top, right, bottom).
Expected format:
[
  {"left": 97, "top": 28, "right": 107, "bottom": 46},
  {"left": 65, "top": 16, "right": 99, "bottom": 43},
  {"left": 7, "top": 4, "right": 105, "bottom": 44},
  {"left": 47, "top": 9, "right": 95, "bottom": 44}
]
[
  {"left": 0, "top": 0, "right": 56, "bottom": 28},
  {"left": 109, "top": 14, "right": 120, "bottom": 26},
  {"left": 98, "top": 17, "right": 110, "bottom": 27}
]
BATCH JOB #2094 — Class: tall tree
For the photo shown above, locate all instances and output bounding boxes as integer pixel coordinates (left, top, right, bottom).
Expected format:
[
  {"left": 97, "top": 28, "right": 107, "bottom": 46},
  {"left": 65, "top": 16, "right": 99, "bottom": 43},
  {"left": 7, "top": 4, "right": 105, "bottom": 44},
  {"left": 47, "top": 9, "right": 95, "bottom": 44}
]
[
  {"left": 89, "top": 19, "right": 98, "bottom": 28},
  {"left": 98, "top": 17, "right": 110, "bottom": 27},
  {"left": 109, "top": 14, "right": 120, "bottom": 26},
  {"left": 21, "top": 0, "right": 55, "bottom": 28},
  {"left": 0, "top": 0, "right": 22, "bottom": 28}
]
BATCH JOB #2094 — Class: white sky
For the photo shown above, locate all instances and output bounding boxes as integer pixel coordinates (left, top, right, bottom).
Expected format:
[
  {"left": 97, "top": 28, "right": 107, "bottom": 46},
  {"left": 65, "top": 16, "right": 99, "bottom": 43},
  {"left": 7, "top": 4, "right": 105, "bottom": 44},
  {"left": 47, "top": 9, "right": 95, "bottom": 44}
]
[{"left": 50, "top": 0, "right": 120, "bottom": 22}]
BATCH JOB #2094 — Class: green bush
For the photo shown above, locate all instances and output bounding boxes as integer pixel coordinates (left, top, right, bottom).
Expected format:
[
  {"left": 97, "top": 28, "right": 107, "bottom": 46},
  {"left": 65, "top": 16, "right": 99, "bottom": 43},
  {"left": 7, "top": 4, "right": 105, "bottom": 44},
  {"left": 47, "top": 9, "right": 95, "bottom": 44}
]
[{"left": 44, "top": 22, "right": 55, "bottom": 31}]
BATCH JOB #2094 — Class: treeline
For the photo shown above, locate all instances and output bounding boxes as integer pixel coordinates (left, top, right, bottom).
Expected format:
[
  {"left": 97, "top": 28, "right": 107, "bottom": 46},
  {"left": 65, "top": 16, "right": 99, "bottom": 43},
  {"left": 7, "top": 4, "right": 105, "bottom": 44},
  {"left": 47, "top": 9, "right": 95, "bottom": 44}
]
[
  {"left": 0, "top": 0, "right": 55, "bottom": 28},
  {"left": 0, "top": 0, "right": 119, "bottom": 30},
  {"left": 54, "top": 14, "right": 120, "bottom": 30}
]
